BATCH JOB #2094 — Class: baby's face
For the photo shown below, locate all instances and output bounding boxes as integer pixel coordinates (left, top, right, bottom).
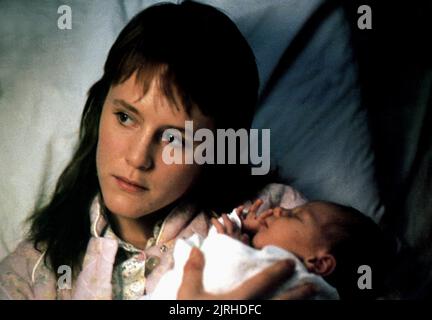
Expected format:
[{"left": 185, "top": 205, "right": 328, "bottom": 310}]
[{"left": 252, "top": 202, "right": 335, "bottom": 259}]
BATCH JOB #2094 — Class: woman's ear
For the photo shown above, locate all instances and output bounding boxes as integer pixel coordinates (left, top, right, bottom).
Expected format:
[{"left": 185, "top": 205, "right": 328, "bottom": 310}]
[{"left": 304, "top": 254, "right": 336, "bottom": 277}]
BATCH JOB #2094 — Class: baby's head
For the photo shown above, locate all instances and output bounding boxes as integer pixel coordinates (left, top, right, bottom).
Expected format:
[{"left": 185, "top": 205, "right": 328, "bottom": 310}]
[{"left": 252, "top": 201, "right": 392, "bottom": 299}]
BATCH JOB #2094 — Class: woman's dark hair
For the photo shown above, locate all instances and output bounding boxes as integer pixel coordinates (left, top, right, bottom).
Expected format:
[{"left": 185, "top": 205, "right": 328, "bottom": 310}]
[{"left": 28, "top": 1, "right": 270, "bottom": 275}]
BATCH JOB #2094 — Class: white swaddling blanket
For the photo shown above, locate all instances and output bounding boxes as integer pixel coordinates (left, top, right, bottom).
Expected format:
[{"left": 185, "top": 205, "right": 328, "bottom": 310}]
[{"left": 146, "top": 211, "right": 339, "bottom": 300}]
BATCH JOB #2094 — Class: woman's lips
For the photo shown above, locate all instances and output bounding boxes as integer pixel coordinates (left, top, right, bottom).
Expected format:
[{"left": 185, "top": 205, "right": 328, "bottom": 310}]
[{"left": 113, "top": 176, "right": 148, "bottom": 193}]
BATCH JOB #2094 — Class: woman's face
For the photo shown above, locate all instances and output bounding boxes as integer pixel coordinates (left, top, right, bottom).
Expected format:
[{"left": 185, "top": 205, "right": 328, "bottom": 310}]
[{"left": 96, "top": 72, "right": 214, "bottom": 219}]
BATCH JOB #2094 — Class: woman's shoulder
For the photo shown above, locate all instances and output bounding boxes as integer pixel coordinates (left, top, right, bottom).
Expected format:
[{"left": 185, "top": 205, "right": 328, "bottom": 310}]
[
  {"left": 3, "top": 240, "right": 44, "bottom": 259},
  {"left": 0, "top": 241, "right": 44, "bottom": 273},
  {"left": 0, "top": 240, "right": 52, "bottom": 299}
]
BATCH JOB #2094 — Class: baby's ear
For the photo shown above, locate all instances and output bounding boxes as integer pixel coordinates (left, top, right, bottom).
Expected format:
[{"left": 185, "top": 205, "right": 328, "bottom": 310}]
[{"left": 304, "top": 254, "right": 336, "bottom": 277}]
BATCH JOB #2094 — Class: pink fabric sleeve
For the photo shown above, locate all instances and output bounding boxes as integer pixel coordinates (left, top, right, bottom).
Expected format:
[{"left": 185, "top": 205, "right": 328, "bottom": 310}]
[{"left": 0, "top": 242, "right": 40, "bottom": 300}]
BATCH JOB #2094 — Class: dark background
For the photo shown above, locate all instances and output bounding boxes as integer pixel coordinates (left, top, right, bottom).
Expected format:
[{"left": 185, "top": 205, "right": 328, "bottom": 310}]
[{"left": 344, "top": 0, "right": 432, "bottom": 298}]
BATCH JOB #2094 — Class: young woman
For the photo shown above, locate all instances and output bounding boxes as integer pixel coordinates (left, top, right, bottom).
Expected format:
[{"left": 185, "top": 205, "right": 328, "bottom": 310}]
[{"left": 0, "top": 1, "right": 313, "bottom": 300}]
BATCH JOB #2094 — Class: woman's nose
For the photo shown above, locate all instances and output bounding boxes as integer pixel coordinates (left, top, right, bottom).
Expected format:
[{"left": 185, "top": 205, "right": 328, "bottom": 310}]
[{"left": 126, "top": 133, "right": 154, "bottom": 170}]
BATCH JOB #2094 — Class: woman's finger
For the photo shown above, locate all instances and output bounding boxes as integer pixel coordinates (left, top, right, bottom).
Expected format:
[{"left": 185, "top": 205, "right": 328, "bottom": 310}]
[
  {"left": 223, "top": 259, "right": 296, "bottom": 300},
  {"left": 211, "top": 217, "right": 225, "bottom": 234},
  {"left": 273, "top": 283, "right": 317, "bottom": 300},
  {"left": 177, "top": 248, "right": 211, "bottom": 299}
]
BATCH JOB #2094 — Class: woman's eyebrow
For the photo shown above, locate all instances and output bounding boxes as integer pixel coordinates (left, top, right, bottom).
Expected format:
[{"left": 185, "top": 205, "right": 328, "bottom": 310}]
[
  {"left": 112, "top": 99, "right": 187, "bottom": 133},
  {"left": 113, "top": 99, "right": 141, "bottom": 117}
]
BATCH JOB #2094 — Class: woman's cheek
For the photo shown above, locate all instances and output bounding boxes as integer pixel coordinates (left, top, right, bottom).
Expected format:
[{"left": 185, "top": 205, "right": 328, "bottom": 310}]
[
  {"left": 164, "top": 163, "right": 201, "bottom": 191},
  {"left": 96, "top": 131, "right": 114, "bottom": 174}
]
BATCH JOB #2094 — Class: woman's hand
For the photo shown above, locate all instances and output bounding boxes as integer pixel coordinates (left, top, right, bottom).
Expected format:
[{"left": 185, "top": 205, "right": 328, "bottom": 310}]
[{"left": 177, "top": 247, "right": 316, "bottom": 300}]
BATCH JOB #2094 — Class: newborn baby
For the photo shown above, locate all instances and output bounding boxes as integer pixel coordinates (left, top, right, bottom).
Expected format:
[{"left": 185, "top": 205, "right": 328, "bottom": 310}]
[{"left": 147, "top": 200, "right": 387, "bottom": 299}]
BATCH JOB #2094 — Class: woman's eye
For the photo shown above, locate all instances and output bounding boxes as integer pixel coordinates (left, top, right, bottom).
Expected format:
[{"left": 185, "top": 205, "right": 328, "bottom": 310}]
[
  {"left": 115, "top": 112, "right": 133, "bottom": 125},
  {"left": 161, "top": 130, "right": 183, "bottom": 147}
]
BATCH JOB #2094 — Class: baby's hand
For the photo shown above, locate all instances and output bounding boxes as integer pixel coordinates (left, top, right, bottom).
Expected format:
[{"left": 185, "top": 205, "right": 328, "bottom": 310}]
[
  {"left": 237, "top": 199, "right": 274, "bottom": 234},
  {"left": 211, "top": 214, "right": 250, "bottom": 245}
]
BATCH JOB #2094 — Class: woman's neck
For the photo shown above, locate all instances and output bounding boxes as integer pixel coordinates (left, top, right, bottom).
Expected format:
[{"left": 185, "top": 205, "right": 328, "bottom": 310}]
[{"left": 105, "top": 200, "right": 181, "bottom": 250}]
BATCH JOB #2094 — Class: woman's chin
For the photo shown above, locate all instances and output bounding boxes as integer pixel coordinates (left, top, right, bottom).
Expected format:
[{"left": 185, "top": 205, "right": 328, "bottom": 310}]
[
  {"left": 103, "top": 195, "right": 151, "bottom": 219},
  {"left": 101, "top": 187, "right": 180, "bottom": 220}
]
